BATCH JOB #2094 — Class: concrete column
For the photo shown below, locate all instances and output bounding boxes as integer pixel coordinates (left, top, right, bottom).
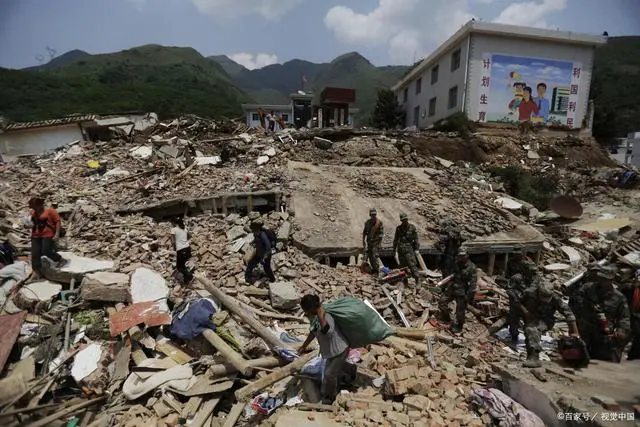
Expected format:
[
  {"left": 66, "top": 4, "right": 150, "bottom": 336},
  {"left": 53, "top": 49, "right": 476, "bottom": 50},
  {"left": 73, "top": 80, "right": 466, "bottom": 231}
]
[
  {"left": 503, "top": 253, "right": 510, "bottom": 275},
  {"left": 487, "top": 252, "right": 496, "bottom": 276}
]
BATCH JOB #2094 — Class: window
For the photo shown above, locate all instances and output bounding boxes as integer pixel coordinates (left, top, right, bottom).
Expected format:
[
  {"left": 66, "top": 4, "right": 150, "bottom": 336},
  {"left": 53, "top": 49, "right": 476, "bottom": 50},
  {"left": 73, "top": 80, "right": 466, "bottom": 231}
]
[
  {"left": 403, "top": 88, "right": 408, "bottom": 103},
  {"left": 413, "top": 106, "right": 420, "bottom": 126},
  {"left": 448, "top": 86, "right": 458, "bottom": 109},
  {"left": 415, "top": 77, "right": 422, "bottom": 95},
  {"left": 251, "top": 113, "right": 260, "bottom": 121},
  {"left": 281, "top": 114, "right": 289, "bottom": 122},
  {"left": 428, "top": 97, "right": 437, "bottom": 117},
  {"left": 431, "top": 65, "right": 439, "bottom": 85},
  {"left": 451, "top": 48, "right": 461, "bottom": 72}
]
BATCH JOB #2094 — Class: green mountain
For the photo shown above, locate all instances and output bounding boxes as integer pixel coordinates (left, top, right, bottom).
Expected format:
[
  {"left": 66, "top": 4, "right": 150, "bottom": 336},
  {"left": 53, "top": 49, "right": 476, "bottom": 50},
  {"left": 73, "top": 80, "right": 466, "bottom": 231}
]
[
  {"left": 592, "top": 36, "right": 640, "bottom": 136},
  {"left": 211, "top": 52, "right": 408, "bottom": 120},
  {"left": 26, "top": 49, "right": 91, "bottom": 71},
  {"left": 0, "top": 45, "right": 250, "bottom": 121},
  {"left": 208, "top": 55, "right": 248, "bottom": 76}
]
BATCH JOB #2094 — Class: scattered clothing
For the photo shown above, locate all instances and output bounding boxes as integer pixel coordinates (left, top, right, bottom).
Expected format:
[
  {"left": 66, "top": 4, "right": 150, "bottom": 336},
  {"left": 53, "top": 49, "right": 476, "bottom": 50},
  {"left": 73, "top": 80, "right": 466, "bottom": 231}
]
[
  {"left": 170, "top": 298, "right": 217, "bottom": 340},
  {"left": 471, "top": 388, "right": 545, "bottom": 427}
]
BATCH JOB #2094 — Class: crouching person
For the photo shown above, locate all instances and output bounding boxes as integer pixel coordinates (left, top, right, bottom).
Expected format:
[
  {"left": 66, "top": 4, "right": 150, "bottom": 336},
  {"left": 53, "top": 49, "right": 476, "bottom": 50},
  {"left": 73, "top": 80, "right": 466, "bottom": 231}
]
[{"left": 298, "top": 294, "right": 349, "bottom": 404}]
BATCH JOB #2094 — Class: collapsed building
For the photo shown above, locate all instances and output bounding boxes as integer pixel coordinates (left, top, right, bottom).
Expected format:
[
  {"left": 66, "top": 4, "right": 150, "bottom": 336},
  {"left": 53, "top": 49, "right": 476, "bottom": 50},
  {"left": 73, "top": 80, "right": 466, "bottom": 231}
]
[{"left": 0, "top": 113, "right": 639, "bottom": 426}]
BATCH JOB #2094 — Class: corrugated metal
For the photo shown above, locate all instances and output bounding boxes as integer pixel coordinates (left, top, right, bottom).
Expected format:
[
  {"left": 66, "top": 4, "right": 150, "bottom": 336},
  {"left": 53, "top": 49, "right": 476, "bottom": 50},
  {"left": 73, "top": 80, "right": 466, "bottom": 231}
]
[{"left": 5, "top": 115, "right": 97, "bottom": 131}]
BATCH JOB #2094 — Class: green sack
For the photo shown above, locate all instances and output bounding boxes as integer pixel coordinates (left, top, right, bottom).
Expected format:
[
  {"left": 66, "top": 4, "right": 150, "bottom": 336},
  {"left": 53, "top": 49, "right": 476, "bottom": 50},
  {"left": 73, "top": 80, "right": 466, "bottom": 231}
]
[{"left": 310, "top": 296, "right": 394, "bottom": 348}]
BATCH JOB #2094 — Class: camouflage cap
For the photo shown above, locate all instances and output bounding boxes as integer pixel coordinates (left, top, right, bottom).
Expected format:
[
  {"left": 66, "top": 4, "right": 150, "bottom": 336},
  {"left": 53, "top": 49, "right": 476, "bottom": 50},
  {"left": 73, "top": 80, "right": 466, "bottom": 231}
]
[
  {"left": 523, "top": 261, "right": 537, "bottom": 273},
  {"left": 369, "top": 208, "right": 377, "bottom": 215},
  {"left": 537, "top": 282, "right": 554, "bottom": 299},
  {"left": 400, "top": 212, "right": 408, "bottom": 220},
  {"left": 250, "top": 220, "right": 264, "bottom": 228},
  {"left": 458, "top": 248, "right": 468, "bottom": 256},
  {"left": 511, "top": 273, "right": 524, "bottom": 284}
]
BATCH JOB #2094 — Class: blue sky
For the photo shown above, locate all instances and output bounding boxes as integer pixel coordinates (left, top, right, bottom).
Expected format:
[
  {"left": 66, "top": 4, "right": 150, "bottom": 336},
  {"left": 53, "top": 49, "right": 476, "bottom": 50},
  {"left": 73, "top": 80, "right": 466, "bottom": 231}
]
[{"left": 1, "top": 0, "right": 638, "bottom": 69}]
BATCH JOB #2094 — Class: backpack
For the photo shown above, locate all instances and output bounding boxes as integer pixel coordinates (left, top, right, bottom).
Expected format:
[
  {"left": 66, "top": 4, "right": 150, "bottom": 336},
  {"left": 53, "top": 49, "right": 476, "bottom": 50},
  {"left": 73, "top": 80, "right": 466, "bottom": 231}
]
[
  {"left": 0, "top": 241, "right": 16, "bottom": 266},
  {"left": 263, "top": 229, "right": 278, "bottom": 248}
]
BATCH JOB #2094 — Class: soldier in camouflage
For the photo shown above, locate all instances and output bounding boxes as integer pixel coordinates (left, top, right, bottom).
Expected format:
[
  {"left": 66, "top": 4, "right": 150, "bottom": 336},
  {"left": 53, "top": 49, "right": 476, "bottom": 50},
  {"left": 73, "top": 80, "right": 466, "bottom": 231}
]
[
  {"left": 506, "top": 248, "right": 527, "bottom": 279},
  {"left": 571, "top": 268, "right": 631, "bottom": 362},
  {"left": 362, "top": 208, "right": 384, "bottom": 275},
  {"left": 393, "top": 213, "right": 421, "bottom": 283},
  {"left": 618, "top": 273, "right": 640, "bottom": 360},
  {"left": 519, "top": 281, "right": 578, "bottom": 368},
  {"left": 438, "top": 249, "right": 477, "bottom": 333},
  {"left": 436, "top": 216, "right": 465, "bottom": 276}
]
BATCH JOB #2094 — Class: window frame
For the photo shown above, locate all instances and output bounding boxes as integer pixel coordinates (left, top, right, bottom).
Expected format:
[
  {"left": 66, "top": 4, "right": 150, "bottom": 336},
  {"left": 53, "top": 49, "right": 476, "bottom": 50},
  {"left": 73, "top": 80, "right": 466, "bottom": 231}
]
[
  {"left": 448, "top": 86, "right": 458, "bottom": 109},
  {"left": 428, "top": 97, "right": 437, "bottom": 117},
  {"left": 431, "top": 65, "right": 439, "bottom": 85},
  {"left": 415, "top": 77, "right": 422, "bottom": 95},
  {"left": 451, "top": 48, "right": 461, "bottom": 72}
]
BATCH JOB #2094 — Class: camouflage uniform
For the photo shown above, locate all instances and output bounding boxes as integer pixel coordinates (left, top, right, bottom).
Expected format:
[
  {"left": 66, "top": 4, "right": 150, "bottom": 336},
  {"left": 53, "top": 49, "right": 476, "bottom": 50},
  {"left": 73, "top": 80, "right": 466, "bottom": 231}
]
[
  {"left": 393, "top": 214, "right": 421, "bottom": 281},
  {"left": 617, "top": 281, "right": 640, "bottom": 360},
  {"left": 520, "top": 284, "right": 576, "bottom": 364},
  {"left": 362, "top": 213, "right": 384, "bottom": 274},
  {"left": 437, "top": 218, "right": 464, "bottom": 276},
  {"left": 572, "top": 281, "right": 631, "bottom": 362},
  {"left": 438, "top": 257, "right": 477, "bottom": 328}
]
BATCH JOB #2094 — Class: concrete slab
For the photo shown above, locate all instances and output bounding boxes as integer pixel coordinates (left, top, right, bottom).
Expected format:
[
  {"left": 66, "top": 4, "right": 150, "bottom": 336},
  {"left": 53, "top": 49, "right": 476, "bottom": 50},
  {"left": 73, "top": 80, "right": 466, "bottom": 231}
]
[
  {"left": 495, "top": 360, "right": 640, "bottom": 427},
  {"left": 287, "top": 161, "right": 544, "bottom": 258},
  {"left": 43, "top": 252, "right": 114, "bottom": 283}
]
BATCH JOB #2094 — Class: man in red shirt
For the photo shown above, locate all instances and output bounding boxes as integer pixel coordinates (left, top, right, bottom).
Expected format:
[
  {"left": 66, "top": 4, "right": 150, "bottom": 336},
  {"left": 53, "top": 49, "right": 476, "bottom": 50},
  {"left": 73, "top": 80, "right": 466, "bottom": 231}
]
[
  {"left": 29, "top": 197, "right": 66, "bottom": 278},
  {"left": 517, "top": 86, "right": 539, "bottom": 121}
]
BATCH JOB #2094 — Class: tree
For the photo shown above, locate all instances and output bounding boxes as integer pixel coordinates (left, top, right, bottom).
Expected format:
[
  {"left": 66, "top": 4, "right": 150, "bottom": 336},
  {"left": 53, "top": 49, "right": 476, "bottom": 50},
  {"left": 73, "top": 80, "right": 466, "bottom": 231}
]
[{"left": 371, "top": 88, "right": 404, "bottom": 129}]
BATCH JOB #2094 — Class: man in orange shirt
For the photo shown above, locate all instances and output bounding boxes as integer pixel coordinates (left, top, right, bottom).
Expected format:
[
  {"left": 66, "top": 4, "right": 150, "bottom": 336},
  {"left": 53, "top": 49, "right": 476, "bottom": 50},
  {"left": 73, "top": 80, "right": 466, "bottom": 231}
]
[{"left": 29, "top": 197, "right": 66, "bottom": 278}]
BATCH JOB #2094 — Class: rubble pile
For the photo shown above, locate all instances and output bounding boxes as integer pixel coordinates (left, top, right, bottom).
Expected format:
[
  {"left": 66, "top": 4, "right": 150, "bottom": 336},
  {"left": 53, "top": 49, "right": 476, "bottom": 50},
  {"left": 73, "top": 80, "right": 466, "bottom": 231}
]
[{"left": 1, "top": 117, "right": 639, "bottom": 426}]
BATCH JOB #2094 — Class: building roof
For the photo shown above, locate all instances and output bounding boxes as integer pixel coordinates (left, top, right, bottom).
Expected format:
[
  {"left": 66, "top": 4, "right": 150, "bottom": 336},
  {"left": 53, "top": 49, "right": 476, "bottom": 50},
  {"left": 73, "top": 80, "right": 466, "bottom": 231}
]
[
  {"left": 4, "top": 114, "right": 97, "bottom": 131},
  {"left": 392, "top": 20, "right": 607, "bottom": 91},
  {"left": 241, "top": 104, "right": 291, "bottom": 111}
]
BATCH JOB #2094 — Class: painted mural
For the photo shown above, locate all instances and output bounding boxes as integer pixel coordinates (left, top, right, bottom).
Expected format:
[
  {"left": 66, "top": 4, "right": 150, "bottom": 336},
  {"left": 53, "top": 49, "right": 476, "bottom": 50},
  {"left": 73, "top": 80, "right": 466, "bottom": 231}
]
[{"left": 476, "top": 53, "right": 583, "bottom": 128}]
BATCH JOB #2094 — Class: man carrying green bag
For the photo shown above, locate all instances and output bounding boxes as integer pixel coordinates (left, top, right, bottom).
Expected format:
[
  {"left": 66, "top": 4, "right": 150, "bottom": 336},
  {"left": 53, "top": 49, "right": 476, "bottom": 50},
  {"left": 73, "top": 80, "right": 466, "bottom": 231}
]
[{"left": 298, "top": 294, "right": 394, "bottom": 403}]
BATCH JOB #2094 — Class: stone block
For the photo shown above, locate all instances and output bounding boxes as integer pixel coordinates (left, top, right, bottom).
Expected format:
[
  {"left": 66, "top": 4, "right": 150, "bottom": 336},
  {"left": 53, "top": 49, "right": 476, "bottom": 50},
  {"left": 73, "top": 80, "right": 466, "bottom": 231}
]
[
  {"left": 226, "top": 226, "right": 246, "bottom": 241},
  {"left": 592, "top": 395, "right": 621, "bottom": 411},
  {"left": 80, "top": 272, "right": 130, "bottom": 302},
  {"left": 365, "top": 409, "right": 384, "bottom": 424},
  {"left": 403, "top": 395, "right": 431, "bottom": 410},
  {"left": 277, "top": 221, "right": 291, "bottom": 242},
  {"left": 42, "top": 252, "right": 114, "bottom": 284},
  {"left": 387, "top": 411, "right": 410, "bottom": 426},
  {"left": 269, "top": 281, "right": 301, "bottom": 310}
]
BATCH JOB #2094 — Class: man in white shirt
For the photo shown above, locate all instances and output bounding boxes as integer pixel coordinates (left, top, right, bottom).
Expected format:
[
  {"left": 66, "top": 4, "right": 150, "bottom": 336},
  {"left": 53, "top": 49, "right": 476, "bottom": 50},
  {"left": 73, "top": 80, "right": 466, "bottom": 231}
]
[{"left": 171, "top": 217, "right": 193, "bottom": 284}]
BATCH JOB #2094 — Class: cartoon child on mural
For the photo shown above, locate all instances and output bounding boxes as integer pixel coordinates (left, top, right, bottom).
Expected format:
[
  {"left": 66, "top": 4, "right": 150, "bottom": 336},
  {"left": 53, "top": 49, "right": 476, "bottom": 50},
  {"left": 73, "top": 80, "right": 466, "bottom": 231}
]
[{"left": 508, "top": 79, "right": 526, "bottom": 112}]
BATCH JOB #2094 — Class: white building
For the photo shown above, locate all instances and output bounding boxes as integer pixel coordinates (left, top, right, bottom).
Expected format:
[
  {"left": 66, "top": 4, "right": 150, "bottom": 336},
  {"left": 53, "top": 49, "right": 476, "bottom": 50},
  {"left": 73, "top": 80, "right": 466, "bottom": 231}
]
[{"left": 392, "top": 21, "right": 607, "bottom": 129}]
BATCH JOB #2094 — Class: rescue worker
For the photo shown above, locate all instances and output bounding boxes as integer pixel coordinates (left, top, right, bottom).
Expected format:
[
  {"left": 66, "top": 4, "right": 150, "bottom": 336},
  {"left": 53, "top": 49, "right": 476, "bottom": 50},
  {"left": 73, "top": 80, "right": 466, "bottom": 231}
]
[
  {"left": 506, "top": 273, "right": 525, "bottom": 344},
  {"left": 298, "top": 294, "right": 349, "bottom": 404},
  {"left": 362, "top": 208, "right": 384, "bottom": 275},
  {"left": 519, "top": 281, "right": 578, "bottom": 368},
  {"left": 436, "top": 216, "right": 464, "bottom": 276},
  {"left": 29, "top": 196, "right": 67, "bottom": 279},
  {"left": 618, "top": 273, "right": 640, "bottom": 360},
  {"left": 244, "top": 221, "right": 276, "bottom": 284},
  {"left": 572, "top": 268, "right": 631, "bottom": 362},
  {"left": 438, "top": 249, "right": 477, "bottom": 333},
  {"left": 393, "top": 213, "right": 421, "bottom": 283},
  {"left": 505, "top": 247, "right": 527, "bottom": 279}
]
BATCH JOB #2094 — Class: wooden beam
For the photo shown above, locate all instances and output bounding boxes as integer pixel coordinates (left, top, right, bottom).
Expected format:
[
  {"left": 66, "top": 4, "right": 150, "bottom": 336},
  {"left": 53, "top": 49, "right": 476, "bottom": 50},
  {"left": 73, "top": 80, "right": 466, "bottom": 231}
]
[
  {"left": 234, "top": 350, "right": 318, "bottom": 401},
  {"left": 23, "top": 396, "right": 106, "bottom": 427},
  {"left": 202, "top": 329, "right": 252, "bottom": 376},
  {"left": 207, "top": 357, "right": 281, "bottom": 378},
  {"left": 196, "top": 275, "right": 289, "bottom": 350},
  {"left": 502, "top": 253, "right": 510, "bottom": 275}
]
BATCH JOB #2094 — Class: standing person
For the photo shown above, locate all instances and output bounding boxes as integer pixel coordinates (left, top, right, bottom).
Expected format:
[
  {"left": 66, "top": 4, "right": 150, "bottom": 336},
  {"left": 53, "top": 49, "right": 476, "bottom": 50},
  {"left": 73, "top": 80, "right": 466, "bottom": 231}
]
[
  {"left": 268, "top": 111, "right": 276, "bottom": 133},
  {"left": 436, "top": 216, "right": 464, "bottom": 276},
  {"left": 519, "top": 282, "right": 578, "bottom": 368},
  {"left": 533, "top": 83, "right": 550, "bottom": 122},
  {"left": 298, "top": 294, "right": 349, "bottom": 405},
  {"left": 438, "top": 249, "right": 477, "bottom": 333},
  {"left": 571, "top": 268, "right": 630, "bottom": 362},
  {"left": 29, "top": 197, "right": 66, "bottom": 279},
  {"left": 362, "top": 208, "right": 384, "bottom": 275},
  {"left": 171, "top": 217, "right": 193, "bottom": 284},
  {"left": 393, "top": 213, "right": 421, "bottom": 284},
  {"left": 245, "top": 221, "right": 276, "bottom": 284}
]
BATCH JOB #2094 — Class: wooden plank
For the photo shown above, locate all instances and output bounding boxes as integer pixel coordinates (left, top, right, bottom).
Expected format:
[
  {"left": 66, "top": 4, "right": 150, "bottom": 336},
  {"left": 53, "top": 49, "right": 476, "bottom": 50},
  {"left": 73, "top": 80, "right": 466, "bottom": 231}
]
[
  {"left": 202, "top": 329, "right": 252, "bottom": 376},
  {"left": 235, "top": 350, "right": 318, "bottom": 401},
  {"left": 181, "top": 396, "right": 202, "bottom": 419},
  {"left": 155, "top": 337, "right": 193, "bottom": 365},
  {"left": 189, "top": 398, "right": 220, "bottom": 427},
  {"left": 222, "top": 402, "right": 244, "bottom": 427},
  {"left": 23, "top": 396, "right": 106, "bottom": 427}
]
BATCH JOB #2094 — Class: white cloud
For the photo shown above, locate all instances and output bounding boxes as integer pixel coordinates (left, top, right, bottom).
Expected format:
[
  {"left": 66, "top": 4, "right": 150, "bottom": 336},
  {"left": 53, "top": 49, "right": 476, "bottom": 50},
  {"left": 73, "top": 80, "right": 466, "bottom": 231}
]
[
  {"left": 191, "top": 0, "right": 305, "bottom": 21},
  {"left": 228, "top": 53, "right": 279, "bottom": 70},
  {"left": 492, "top": 0, "right": 568, "bottom": 28},
  {"left": 324, "top": 0, "right": 475, "bottom": 64}
]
